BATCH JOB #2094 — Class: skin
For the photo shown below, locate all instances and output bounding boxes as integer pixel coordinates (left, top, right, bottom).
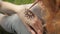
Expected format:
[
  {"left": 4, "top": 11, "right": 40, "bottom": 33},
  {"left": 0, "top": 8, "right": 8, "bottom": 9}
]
[{"left": 0, "top": 1, "right": 43, "bottom": 34}]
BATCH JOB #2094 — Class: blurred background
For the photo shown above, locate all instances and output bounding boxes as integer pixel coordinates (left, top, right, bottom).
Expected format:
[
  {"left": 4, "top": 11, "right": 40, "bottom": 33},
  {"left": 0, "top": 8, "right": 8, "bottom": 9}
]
[
  {"left": 3, "top": 0, "right": 34, "bottom": 5},
  {"left": 0, "top": 0, "right": 34, "bottom": 34}
]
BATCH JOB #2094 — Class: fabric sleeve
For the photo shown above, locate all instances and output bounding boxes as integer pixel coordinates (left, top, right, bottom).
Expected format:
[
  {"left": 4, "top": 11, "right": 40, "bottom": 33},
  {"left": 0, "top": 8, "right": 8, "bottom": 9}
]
[{"left": 0, "top": 14, "right": 31, "bottom": 34}]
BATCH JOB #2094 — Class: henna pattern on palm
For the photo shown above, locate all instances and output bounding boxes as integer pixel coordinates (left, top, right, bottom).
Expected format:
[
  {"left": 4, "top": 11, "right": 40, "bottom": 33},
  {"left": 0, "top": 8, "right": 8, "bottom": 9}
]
[{"left": 24, "top": 9, "right": 35, "bottom": 20}]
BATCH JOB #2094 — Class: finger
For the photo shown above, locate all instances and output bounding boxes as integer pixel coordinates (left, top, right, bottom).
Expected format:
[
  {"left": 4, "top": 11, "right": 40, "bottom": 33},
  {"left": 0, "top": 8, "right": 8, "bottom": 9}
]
[
  {"left": 31, "top": 23, "right": 40, "bottom": 33},
  {"left": 32, "top": 23, "right": 39, "bottom": 31},
  {"left": 36, "top": 20, "right": 41, "bottom": 29},
  {"left": 37, "top": 20, "right": 43, "bottom": 32},
  {"left": 26, "top": 24, "right": 36, "bottom": 34},
  {"left": 37, "top": 30, "right": 43, "bottom": 34},
  {"left": 30, "top": 30, "right": 35, "bottom": 34},
  {"left": 36, "top": 23, "right": 42, "bottom": 33},
  {"left": 31, "top": 20, "right": 43, "bottom": 34}
]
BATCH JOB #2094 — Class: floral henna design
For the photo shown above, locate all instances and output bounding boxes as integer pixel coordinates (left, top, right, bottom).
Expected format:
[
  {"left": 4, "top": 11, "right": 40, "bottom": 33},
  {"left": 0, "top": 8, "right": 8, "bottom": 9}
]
[{"left": 24, "top": 9, "right": 35, "bottom": 20}]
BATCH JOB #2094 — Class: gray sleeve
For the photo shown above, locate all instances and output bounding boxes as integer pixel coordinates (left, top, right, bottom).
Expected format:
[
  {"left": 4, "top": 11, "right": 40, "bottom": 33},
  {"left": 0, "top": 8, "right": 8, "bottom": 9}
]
[
  {"left": 31, "top": 4, "right": 42, "bottom": 19},
  {"left": 0, "top": 14, "right": 31, "bottom": 34},
  {"left": 11, "top": 14, "right": 31, "bottom": 34}
]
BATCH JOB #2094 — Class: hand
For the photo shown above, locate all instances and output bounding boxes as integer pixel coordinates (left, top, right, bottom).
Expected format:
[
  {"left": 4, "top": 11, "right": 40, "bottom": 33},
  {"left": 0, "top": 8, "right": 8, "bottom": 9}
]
[
  {"left": 31, "top": 18, "right": 43, "bottom": 34},
  {"left": 24, "top": 9, "right": 43, "bottom": 34},
  {"left": 27, "top": 16, "right": 43, "bottom": 34}
]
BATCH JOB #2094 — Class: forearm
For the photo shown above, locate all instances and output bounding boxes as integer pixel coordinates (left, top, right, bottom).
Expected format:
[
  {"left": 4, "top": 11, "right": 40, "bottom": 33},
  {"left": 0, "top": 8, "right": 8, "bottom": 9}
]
[
  {"left": 0, "top": 1, "right": 33, "bottom": 14},
  {"left": 1, "top": 1, "right": 18, "bottom": 11},
  {"left": 0, "top": 1, "right": 18, "bottom": 15}
]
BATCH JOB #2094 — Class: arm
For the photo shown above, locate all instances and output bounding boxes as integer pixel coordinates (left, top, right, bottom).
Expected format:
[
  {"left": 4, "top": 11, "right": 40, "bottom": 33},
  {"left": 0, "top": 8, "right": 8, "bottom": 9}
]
[
  {"left": 1, "top": 1, "right": 17, "bottom": 11},
  {"left": 0, "top": 1, "right": 17, "bottom": 15},
  {"left": 3, "top": 1, "right": 43, "bottom": 34},
  {"left": 0, "top": 1, "right": 32, "bottom": 15},
  {"left": 1, "top": 1, "right": 43, "bottom": 34}
]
